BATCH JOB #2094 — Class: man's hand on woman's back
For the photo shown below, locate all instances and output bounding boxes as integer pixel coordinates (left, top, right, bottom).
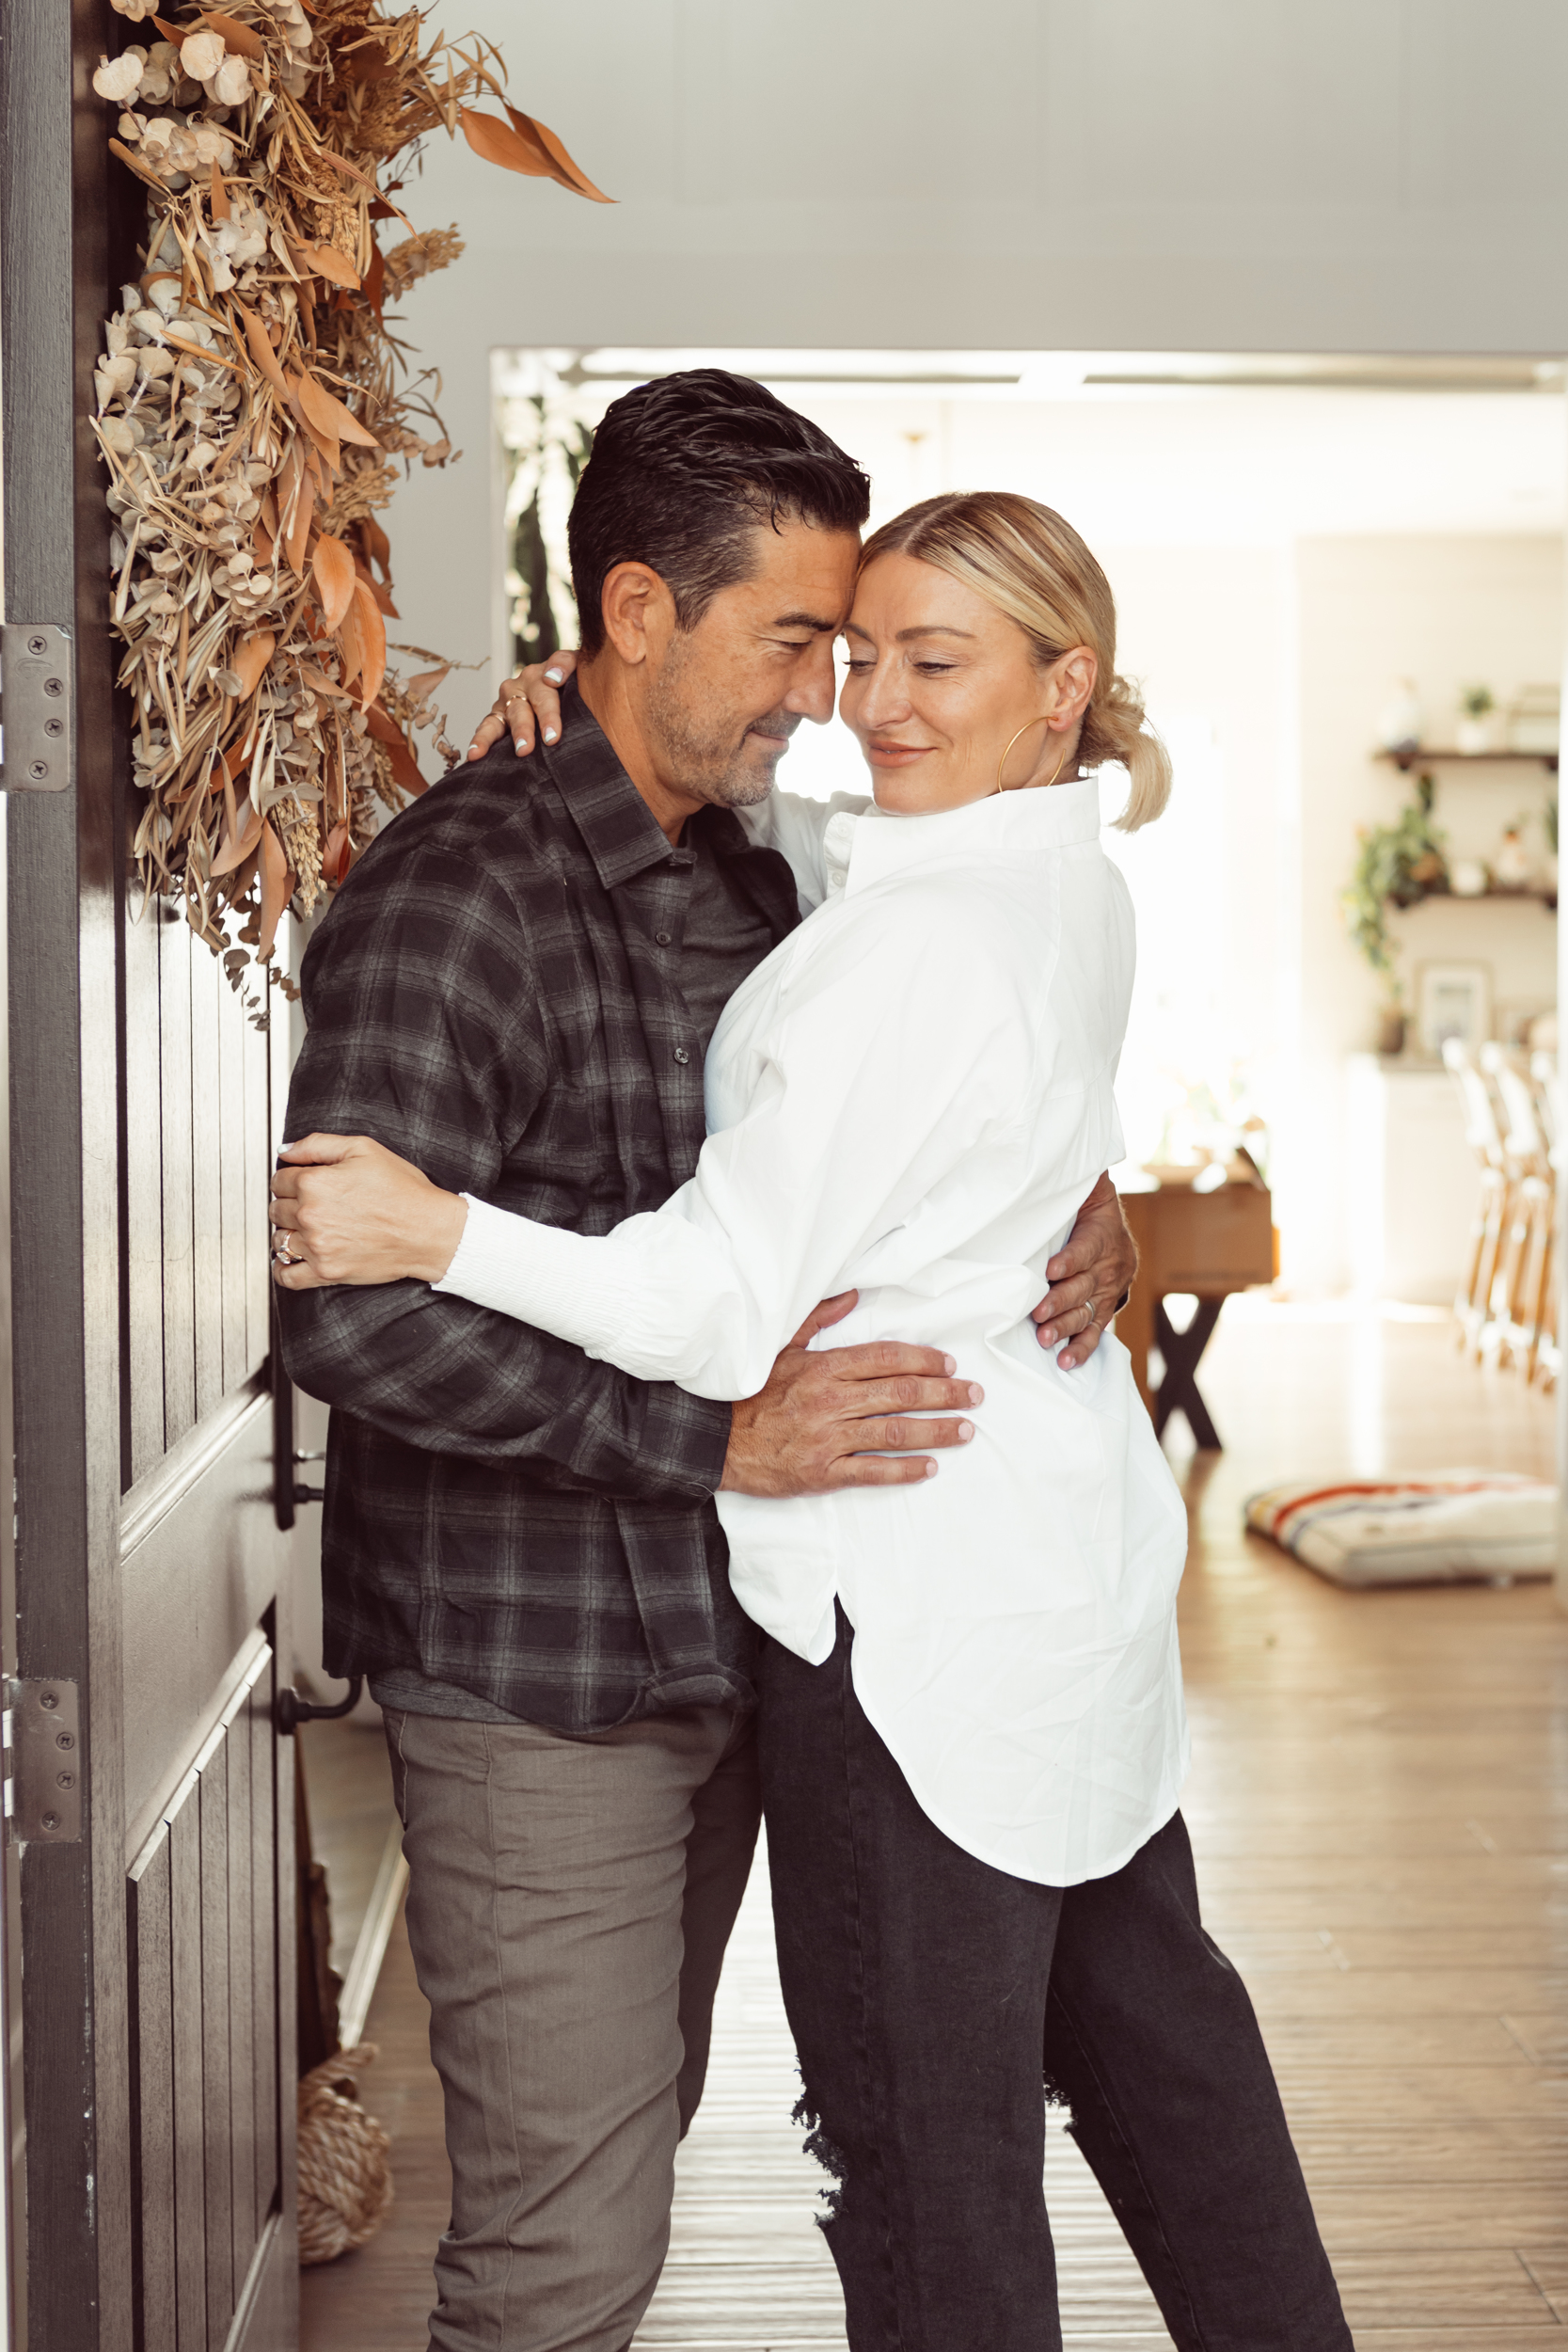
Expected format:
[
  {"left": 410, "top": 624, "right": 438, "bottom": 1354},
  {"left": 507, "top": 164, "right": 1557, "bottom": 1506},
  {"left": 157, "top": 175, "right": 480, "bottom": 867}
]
[{"left": 721, "top": 1292, "right": 982, "bottom": 1496}]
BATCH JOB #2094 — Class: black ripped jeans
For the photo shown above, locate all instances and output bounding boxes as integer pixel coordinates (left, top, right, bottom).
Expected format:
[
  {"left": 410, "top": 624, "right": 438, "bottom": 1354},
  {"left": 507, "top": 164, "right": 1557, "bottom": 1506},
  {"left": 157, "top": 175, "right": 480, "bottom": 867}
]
[{"left": 758, "top": 1611, "right": 1354, "bottom": 2352}]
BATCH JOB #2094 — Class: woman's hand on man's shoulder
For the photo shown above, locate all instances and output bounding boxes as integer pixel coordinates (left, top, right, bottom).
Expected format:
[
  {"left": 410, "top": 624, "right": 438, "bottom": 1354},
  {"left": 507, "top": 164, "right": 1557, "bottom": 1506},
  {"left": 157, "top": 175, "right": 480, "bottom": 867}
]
[{"left": 465, "top": 650, "right": 580, "bottom": 764}]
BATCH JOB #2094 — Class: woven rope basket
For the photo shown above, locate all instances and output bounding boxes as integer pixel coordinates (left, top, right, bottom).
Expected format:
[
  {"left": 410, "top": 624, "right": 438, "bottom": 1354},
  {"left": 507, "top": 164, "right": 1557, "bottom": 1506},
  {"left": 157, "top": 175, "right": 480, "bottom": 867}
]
[{"left": 297, "top": 2044, "right": 394, "bottom": 2266}]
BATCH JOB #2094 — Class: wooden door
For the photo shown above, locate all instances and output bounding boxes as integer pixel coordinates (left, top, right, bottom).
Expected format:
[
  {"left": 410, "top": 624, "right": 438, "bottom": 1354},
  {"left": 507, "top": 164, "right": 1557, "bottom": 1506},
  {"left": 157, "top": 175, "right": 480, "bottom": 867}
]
[{"left": 0, "top": 6, "right": 299, "bottom": 2345}]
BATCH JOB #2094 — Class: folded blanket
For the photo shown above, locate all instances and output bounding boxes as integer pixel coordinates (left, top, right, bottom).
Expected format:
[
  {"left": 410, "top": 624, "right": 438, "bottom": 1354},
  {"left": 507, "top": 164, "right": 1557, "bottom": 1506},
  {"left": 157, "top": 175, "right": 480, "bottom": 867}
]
[{"left": 1243, "top": 1471, "right": 1558, "bottom": 1587}]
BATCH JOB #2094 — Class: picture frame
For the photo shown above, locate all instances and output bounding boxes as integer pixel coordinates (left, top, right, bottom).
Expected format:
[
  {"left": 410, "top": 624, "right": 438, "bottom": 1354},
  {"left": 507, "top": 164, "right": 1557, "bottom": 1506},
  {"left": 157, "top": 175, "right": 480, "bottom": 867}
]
[{"left": 1415, "top": 961, "right": 1493, "bottom": 1058}]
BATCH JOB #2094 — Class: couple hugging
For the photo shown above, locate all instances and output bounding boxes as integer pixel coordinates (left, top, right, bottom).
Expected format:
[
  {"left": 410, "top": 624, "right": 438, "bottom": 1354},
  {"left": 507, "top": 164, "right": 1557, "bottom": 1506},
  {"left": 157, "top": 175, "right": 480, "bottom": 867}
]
[{"left": 270, "top": 371, "right": 1352, "bottom": 2352}]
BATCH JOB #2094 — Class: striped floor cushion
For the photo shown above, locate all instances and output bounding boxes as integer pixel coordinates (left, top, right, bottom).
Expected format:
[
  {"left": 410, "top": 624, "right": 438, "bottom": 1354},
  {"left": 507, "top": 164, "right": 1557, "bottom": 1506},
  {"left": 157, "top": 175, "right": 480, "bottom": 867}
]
[{"left": 1243, "top": 1472, "right": 1558, "bottom": 1587}]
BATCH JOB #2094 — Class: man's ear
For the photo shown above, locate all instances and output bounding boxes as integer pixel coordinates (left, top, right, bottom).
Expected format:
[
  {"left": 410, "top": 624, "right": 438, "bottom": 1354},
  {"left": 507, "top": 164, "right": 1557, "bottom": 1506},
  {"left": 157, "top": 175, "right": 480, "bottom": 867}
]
[{"left": 599, "top": 562, "right": 676, "bottom": 669}]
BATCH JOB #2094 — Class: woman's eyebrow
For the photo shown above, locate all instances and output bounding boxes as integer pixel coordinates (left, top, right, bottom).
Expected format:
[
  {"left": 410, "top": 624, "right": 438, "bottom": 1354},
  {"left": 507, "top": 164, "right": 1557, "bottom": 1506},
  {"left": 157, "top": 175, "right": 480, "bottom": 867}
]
[{"left": 841, "top": 622, "right": 976, "bottom": 643}]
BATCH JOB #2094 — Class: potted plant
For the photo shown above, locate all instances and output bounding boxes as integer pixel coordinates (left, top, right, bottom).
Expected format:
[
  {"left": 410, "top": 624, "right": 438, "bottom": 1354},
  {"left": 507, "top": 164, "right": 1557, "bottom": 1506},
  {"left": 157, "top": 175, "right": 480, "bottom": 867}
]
[
  {"left": 1456, "top": 684, "right": 1496, "bottom": 755},
  {"left": 1342, "top": 774, "right": 1449, "bottom": 1054}
]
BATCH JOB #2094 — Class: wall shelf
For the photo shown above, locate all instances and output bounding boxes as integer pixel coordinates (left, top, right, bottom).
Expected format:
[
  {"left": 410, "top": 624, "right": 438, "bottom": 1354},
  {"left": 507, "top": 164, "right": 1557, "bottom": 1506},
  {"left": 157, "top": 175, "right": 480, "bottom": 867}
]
[
  {"left": 1396, "top": 887, "right": 1556, "bottom": 912},
  {"left": 1375, "top": 747, "right": 1559, "bottom": 773}
]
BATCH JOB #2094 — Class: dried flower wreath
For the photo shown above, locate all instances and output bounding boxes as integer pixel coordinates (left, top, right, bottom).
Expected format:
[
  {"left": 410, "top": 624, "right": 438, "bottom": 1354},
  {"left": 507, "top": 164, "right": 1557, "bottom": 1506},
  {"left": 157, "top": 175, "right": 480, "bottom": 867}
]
[{"left": 93, "top": 0, "right": 607, "bottom": 1013}]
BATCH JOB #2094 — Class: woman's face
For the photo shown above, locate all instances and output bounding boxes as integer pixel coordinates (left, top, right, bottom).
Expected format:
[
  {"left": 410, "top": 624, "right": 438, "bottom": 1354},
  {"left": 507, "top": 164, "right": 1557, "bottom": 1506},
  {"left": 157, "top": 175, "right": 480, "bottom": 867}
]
[{"left": 839, "top": 550, "right": 1096, "bottom": 815}]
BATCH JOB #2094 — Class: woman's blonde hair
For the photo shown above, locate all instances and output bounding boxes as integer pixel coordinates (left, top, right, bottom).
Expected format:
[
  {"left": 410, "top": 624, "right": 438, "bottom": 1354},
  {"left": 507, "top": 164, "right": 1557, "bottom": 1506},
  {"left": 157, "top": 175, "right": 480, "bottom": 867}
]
[{"left": 858, "top": 491, "right": 1171, "bottom": 830}]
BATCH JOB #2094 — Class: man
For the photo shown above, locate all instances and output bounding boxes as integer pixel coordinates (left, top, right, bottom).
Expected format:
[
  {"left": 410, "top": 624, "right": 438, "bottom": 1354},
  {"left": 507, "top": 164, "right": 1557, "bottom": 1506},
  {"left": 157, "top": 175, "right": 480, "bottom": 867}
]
[{"left": 276, "top": 370, "right": 1134, "bottom": 2352}]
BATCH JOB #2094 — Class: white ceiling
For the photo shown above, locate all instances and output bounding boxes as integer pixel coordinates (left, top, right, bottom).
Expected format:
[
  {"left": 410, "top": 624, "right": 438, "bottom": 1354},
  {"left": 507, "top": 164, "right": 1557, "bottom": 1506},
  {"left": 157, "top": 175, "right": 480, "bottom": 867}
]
[{"left": 497, "top": 347, "right": 1568, "bottom": 548}]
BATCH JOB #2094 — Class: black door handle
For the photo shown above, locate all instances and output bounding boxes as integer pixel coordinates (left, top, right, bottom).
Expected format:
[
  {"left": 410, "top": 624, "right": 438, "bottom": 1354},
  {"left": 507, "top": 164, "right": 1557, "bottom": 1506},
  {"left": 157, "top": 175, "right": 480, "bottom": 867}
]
[{"left": 275, "top": 1677, "right": 364, "bottom": 1735}]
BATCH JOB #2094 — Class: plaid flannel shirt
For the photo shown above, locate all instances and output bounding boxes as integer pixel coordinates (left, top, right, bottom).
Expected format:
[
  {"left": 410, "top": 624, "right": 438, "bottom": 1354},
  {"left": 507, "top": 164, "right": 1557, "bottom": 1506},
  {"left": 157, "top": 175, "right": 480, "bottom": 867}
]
[{"left": 277, "top": 683, "right": 802, "bottom": 1731}]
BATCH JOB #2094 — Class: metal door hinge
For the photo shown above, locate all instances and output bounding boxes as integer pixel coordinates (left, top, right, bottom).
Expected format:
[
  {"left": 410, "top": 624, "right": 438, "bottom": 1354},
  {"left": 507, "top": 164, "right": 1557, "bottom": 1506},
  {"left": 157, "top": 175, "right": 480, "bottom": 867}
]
[
  {"left": 0, "top": 625, "right": 74, "bottom": 793},
  {"left": 4, "top": 1678, "right": 82, "bottom": 1844}
]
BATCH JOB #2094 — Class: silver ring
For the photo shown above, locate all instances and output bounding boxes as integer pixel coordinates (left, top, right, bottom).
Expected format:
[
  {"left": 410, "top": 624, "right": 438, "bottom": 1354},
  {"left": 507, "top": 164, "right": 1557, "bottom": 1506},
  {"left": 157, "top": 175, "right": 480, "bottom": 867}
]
[{"left": 274, "top": 1238, "right": 296, "bottom": 1266}]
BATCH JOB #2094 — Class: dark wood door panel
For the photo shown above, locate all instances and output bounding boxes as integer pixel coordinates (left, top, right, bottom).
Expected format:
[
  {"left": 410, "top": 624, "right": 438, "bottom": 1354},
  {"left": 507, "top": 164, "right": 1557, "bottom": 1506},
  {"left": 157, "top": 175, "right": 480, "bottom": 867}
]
[{"left": 128, "top": 1644, "right": 281, "bottom": 2352}]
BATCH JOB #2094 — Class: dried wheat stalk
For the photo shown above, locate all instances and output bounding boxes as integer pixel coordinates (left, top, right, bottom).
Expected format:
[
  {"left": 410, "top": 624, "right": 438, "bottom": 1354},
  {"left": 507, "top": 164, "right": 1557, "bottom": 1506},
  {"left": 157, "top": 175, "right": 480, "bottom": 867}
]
[{"left": 93, "top": 0, "right": 608, "bottom": 1013}]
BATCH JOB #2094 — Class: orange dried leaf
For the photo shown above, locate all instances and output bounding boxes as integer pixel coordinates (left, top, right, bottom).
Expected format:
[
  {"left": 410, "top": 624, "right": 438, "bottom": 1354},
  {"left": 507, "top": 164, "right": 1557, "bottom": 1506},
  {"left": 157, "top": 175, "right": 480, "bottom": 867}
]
[
  {"left": 407, "top": 663, "right": 451, "bottom": 704},
  {"left": 365, "top": 704, "right": 427, "bottom": 797},
  {"left": 210, "top": 798, "right": 263, "bottom": 876},
  {"left": 461, "top": 107, "right": 554, "bottom": 180},
  {"left": 287, "top": 375, "right": 340, "bottom": 473},
  {"left": 296, "top": 371, "right": 380, "bottom": 449},
  {"left": 286, "top": 495, "right": 315, "bottom": 578},
  {"left": 506, "top": 106, "right": 614, "bottom": 204},
  {"left": 232, "top": 630, "right": 276, "bottom": 699},
  {"left": 311, "top": 536, "right": 356, "bottom": 632},
  {"left": 257, "top": 820, "right": 291, "bottom": 961},
  {"left": 288, "top": 240, "right": 362, "bottom": 291},
  {"left": 335, "top": 596, "right": 365, "bottom": 693},
  {"left": 351, "top": 579, "right": 386, "bottom": 709},
  {"left": 239, "top": 303, "right": 289, "bottom": 399},
  {"left": 160, "top": 332, "right": 242, "bottom": 375},
  {"left": 151, "top": 15, "right": 187, "bottom": 44},
  {"left": 199, "top": 10, "right": 265, "bottom": 58},
  {"left": 297, "top": 662, "right": 355, "bottom": 703},
  {"left": 208, "top": 159, "right": 230, "bottom": 221},
  {"left": 323, "top": 821, "right": 355, "bottom": 886}
]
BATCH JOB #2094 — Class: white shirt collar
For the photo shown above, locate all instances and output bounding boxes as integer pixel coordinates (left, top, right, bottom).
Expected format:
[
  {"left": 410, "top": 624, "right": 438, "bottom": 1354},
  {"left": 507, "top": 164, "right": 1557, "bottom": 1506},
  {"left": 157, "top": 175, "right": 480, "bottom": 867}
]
[{"left": 824, "top": 776, "right": 1101, "bottom": 900}]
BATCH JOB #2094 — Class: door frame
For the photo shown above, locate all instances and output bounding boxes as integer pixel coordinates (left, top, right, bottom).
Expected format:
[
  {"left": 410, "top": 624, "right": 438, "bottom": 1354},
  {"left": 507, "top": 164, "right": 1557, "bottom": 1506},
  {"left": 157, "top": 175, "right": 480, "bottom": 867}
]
[
  {"left": 1, "top": 3, "right": 132, "bottom": 2338},
  {"left": 0, "top": 7, "right": 299, "bottom": 2342}
]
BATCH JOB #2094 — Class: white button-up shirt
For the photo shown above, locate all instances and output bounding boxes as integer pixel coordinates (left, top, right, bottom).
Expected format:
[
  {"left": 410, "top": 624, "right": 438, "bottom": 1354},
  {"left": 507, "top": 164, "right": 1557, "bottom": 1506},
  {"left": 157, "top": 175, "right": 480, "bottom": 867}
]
[{"left": 437, "top": 778, "right": 1189, "bottom": 1885}]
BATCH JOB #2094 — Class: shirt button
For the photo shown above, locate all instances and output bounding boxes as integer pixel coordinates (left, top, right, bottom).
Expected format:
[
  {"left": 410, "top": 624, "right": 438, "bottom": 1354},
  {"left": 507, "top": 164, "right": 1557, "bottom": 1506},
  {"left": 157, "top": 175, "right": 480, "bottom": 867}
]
[
  {"left": 673, "top": 1046, "right": 690, "bottom": 1066},
  {"left": 655, "top": 930, "right": 672, "bottom": 946}
]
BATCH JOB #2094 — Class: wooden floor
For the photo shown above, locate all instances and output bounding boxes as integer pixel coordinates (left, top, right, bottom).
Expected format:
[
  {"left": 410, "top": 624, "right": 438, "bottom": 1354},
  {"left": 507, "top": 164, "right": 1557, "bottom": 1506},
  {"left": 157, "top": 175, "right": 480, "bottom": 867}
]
[{"left": 301, "top": 1301, "right": 1568, "bottom": 2348}]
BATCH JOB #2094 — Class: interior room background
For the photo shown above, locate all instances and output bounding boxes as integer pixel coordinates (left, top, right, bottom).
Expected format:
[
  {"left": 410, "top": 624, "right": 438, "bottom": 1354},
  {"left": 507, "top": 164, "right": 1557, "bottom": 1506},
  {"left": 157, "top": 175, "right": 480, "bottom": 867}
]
[{"left": 332, "top": 0, "right": 1568, "bottom": 1311}]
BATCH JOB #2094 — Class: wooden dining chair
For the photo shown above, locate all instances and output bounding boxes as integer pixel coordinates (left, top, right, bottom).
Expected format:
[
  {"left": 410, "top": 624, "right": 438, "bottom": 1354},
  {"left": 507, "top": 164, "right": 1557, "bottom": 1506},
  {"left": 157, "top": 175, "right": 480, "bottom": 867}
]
[
  {"left": 1442, "top": 1038, "right": 1513, "bottom": 1359},
  {"left": 1528, "top": 1049, "right": 1563, "bottom": 1389},
  {"left": 1481, "top": 1042, "right": 1554, "bottom": 1375}
]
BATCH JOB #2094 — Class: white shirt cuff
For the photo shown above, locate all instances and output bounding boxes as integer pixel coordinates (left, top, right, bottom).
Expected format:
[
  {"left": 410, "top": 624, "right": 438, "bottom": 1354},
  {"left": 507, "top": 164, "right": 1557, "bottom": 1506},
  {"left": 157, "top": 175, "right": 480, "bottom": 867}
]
[{"left": 433, "top": 1192, "right": 598, "bottom": 1335}]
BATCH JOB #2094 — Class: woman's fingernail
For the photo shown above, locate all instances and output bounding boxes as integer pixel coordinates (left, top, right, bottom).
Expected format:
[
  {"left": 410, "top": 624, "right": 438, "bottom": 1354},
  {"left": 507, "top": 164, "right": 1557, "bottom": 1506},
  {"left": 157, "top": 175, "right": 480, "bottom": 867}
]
[
  {"left": 515, "top": 738, "right": 527, "bottom": 752},
  {"left": 544, "top": 669, "right": 562, "bottom": 684},
  {"left": 544, "top": 727, "right": 557, "bottom": 743},
  {"left": 924, "top": 1460, "right": 938, "bottom": 1477},
  {"left": 1038, "top": 1326, "right": 1057, "bottom": 1344},
  {"left": 967, "top": 1383, "right": 984, "bottom": 1405},
  {"left": 942, "top": 1354, "right": 956, "bottom": 1374},
  {"left": 958, "top": 1421, "right": 974, "bottom": 1441}
]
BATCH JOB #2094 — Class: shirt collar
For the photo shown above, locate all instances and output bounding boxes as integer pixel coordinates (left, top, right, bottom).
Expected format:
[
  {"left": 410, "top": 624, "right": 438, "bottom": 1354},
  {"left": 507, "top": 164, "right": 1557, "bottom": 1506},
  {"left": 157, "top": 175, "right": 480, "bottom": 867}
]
[
  {"left": 840, "top": 774, "right": 1103, "bottom": 898},
  {"left": 546, "top": 679, "right": 681, "bottom": 890},
  {"left": 545, "top": 679, "right": 766, "bottom": 888}
]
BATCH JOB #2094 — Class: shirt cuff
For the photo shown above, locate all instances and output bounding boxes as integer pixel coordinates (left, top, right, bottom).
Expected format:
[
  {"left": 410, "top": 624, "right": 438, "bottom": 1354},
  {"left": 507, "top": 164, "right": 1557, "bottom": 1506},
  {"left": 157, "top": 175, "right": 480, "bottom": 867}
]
[{"left": 434, "top": 1193, "right": 598, "bottom": 1334}]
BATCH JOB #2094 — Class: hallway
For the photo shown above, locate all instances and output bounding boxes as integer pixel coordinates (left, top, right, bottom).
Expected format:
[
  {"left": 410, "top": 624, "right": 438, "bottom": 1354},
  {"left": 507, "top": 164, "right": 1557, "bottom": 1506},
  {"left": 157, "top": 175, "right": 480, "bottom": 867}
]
[{"left": 301, "top": 1302, "right": 1568, "bottom": 2348}]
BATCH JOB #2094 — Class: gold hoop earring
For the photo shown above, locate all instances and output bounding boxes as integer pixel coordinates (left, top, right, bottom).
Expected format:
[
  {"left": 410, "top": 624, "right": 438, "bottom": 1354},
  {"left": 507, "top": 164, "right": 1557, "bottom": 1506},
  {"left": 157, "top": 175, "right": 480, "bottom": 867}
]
[{"left": 996, "top": 718, "right": 1070, "bottom": 796}]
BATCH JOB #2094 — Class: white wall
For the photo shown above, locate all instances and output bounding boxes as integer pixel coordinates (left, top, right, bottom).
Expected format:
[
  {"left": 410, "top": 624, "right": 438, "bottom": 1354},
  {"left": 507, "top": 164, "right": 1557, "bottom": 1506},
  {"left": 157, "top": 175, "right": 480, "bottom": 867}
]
[
  {"left": 382, "top": 0, "right": 1568, "bottom": 736},
  {"left": 1286, "top": 535, "right": 1563, "bottom": 1290}
]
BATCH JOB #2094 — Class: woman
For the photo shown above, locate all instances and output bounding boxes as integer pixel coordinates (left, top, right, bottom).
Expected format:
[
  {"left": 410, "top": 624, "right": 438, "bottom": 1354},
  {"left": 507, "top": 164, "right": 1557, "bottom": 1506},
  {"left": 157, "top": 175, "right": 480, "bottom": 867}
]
[{"left": 273, "top": 494, "right": 1351, "bottom": 2352}]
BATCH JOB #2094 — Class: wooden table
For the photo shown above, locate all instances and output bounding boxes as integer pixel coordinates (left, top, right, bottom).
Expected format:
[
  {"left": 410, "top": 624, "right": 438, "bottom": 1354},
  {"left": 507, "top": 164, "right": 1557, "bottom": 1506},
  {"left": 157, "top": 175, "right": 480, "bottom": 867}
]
[{"left": 1116, "top": 1171, "right": 1275, "bottom": 1448}]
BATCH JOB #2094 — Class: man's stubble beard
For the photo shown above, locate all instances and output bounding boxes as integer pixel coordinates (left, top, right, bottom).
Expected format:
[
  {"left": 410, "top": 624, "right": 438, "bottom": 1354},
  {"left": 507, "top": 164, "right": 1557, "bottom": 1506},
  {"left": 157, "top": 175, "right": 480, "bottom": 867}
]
[{"left": 644, "top": 631, "right": 800, "bottom": 811}]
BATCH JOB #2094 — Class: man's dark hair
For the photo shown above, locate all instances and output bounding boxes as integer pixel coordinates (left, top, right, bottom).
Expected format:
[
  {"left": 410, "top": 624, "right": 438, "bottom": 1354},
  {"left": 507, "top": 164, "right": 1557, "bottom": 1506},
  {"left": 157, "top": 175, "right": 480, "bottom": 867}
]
[{"left": 567, "top": 369, "right": 871, "bottom": 656}]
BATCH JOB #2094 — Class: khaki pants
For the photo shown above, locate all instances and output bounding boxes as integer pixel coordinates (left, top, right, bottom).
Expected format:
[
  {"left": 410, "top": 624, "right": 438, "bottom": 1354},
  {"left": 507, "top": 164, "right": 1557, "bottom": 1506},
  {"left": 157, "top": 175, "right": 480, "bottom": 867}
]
[{"left": 385, "top": 1704, "right": 761, "bottom": 2352}]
